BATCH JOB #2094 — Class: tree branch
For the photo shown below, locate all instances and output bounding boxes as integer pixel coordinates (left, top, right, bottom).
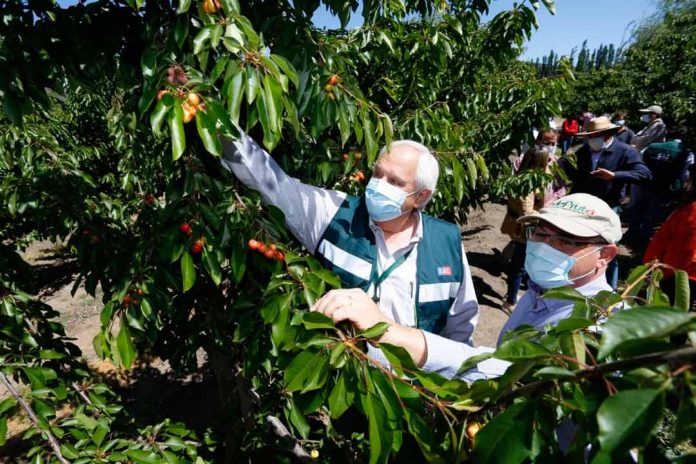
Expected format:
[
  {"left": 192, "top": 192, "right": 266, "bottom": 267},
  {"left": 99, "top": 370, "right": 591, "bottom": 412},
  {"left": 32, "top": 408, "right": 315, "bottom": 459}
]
[
  {"left": 266, "top": 415, "right": 313, "bottom": 463},
  {"left": 496, "top": 347, "right": 696, "bottom": 405},
  {"left": 0, "top": 372, "right": 70, "bottom": 464}
]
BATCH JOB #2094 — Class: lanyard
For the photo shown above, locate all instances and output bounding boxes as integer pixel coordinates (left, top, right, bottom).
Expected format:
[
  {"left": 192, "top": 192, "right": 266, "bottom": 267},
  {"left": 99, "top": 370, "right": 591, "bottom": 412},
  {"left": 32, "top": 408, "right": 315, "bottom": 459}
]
[{"left": 369, "top": 248, "right": 413, "bottom": 302}]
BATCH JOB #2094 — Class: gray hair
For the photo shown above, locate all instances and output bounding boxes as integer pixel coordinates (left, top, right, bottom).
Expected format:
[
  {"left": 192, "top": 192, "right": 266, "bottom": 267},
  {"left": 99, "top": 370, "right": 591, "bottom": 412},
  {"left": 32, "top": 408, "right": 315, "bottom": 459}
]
[{"left": 378, "top": 140, "right": 439, "bottom": 209}]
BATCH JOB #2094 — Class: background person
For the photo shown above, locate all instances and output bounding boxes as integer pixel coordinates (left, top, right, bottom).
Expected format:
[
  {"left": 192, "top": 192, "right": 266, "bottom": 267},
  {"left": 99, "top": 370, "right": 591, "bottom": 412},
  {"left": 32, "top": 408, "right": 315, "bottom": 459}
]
[
  {"left": 560, "top": 113, "right": 579, "bottom": 154},
  {"left": 560, "top": 116, "right": 651, "bottom": 288},
  {"left": 631, "top": 104, "right": 667, "bottom": 151},
  {"left": 613, "top": 111, "right": 635, "bottom": 145},
  {"left": 643, "top": 168, "right": 696, "bottom": 312},
  {"left": 500, "top": 147, "right": 548, "bottom": 311}
]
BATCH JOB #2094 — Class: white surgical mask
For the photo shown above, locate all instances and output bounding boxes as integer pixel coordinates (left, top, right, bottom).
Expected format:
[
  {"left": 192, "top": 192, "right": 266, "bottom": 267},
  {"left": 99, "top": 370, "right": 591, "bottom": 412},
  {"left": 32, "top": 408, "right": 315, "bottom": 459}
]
[
  {"left": 615, "top": 119, "right": 625, "bottom": 126},
  {"left": 365, "top": 178, "right": 417, "bottom": 222},
  {"left": 541, "top": 143, "right": 557, "bottom": 154},
  {"left": 641, "top": 114, "right": 651, "bottom": 123},
  {"left": 587, "top": 136, "right": 606, "bottom": 152}
]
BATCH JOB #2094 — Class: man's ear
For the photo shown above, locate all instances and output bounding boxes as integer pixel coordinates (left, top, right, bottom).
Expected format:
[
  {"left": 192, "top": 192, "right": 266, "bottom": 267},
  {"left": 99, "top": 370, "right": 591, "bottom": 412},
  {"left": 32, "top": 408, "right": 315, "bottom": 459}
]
[
  {"left": 599, "top": 244, "right": 619, "bottom": 264},
  {"left": 415, "top": 189, "right": 432, "bottom": 209}
]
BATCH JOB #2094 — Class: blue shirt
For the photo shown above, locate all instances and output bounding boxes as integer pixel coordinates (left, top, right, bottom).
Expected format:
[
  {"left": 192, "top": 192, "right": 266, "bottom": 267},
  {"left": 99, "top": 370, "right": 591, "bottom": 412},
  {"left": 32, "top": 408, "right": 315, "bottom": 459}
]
[{"left": 497, "top": 275, "right": 612, "bottom": 346}]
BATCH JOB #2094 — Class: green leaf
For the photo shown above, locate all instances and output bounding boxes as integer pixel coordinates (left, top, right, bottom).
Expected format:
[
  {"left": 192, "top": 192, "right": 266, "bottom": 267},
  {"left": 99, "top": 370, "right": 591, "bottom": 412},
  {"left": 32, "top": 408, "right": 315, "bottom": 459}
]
[
  {"left": 596, "top": 389, "right": 663, "bottom": 455},
  {"left": 598, "top": 307, "right": 695, "bottom": 359},
  {"left": 338, "top": 106, "right": 351, "bottom": 146},
  {"left": 140, "top": 48, "right": 157, "bottom": 78},
  {"left": 541, "top": 286, "right": 588, "bottom": 303},
  {"left": 229, "top": 242, "right": 247, "bottom": 284},
  {"left": 284, "top": 350, "right": 328, "bottom": 392},
  {"left": 0, "top": 417, "right": 6, "bottom": 447},
  {"left": 495, "top": 338, "right": 552, "bottom": 361},
  {"left": 302, "top": 312, "right": 336, "bottom": 330},
  {"left": 473, "top": 401, "right": 534, "bottom": 464},
  {"left": 674, "top": 270, "right": 690, "bottom": 311},
  {"left": 285, "top": 397, "right": 310, "bottom": 439},
  {"left": 0, "top": 397, "right": 17, "bottom": 416},
  {"left": 173, "top": 15, "right": 189, "bottom": 49},
  {"left": 226, "top": 69, "right": 245, "bottom": 123},
  {"left": 176, "top": 0, "right": 192, "bottom": 14},
  {"left": 150, "top": 95, "right": 171, "bottom": 136},
  {"left": 117, "top": 322, "right": 136, "bottom": 369},
  {"left": 532, "top": 366, "right": 575, "bottom": 379},
  {"left": 261, "top": 74, "right": 280, "bottom": 133},
  {"left": 271, "top": 54, "right": 298, "bottom": 87},
  {"left": 245, "top": 66, "right": 259, "bottom": 105},
  {"left": 558, "top": 331, "right": 586, "bottom": 366},
  {"left": 180, "top": 251, "right": 196, "bottom": 292},
  {"left": 196, "top": 109, "right": 222, "bottom": 156},
  {"left": 169, "top": 104, "right": 186, "bottom": 161},
  {"left": 193, "top": 26, "right": 213, "bottom": 55},
  {"left": 328, "top": 370, "right": 354, "bottom": 419},
  {"left": 358, "top": 322, "right": 390, "bottom": 340},
  {"left": 365, "top": 393, "right": 391, "bottom": 464},
  {"left": 202, "top": 248, "right": 222, "bottom": 286},
  {"left": 542, "top": 0, "right": 556, "bottom": 15}
]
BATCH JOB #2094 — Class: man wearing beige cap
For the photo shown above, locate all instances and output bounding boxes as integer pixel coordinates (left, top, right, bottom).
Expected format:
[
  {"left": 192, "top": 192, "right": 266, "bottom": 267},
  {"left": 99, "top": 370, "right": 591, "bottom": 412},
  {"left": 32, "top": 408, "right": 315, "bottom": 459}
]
[
  {"left": 632, "top": 105, "right": 667, "bottom": 151},
  {"left": 497, "top": 193, "right": 621, "bottom": 343},
  {"left": 561, "top": 116, "right": 650, "bottom": 288}
]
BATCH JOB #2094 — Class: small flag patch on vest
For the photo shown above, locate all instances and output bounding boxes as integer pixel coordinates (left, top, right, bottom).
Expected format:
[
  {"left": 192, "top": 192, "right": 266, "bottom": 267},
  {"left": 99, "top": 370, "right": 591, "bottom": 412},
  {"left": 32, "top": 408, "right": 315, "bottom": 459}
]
[{"left": 437, "top": 266, "right": 452, "bottom": 276}]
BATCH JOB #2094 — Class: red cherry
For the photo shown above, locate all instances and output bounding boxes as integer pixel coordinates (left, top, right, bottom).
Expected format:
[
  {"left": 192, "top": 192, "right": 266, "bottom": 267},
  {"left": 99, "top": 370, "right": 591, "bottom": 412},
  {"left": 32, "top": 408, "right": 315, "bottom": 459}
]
[
  {"left": 180, "top": 223, "right": 192, "bottom": 234},
  {"left": 248, "top": 239, "right": 260, "bottom": 250},
  {"left": 191, "top": 243, "right": 203, "bottom": 254}
]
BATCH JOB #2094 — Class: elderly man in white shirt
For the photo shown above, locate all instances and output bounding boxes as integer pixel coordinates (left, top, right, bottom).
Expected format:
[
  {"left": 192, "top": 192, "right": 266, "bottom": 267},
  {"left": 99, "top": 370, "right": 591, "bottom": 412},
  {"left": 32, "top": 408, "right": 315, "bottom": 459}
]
[{"left": 220, "top": 134, "right": 481, "bottom": 377}]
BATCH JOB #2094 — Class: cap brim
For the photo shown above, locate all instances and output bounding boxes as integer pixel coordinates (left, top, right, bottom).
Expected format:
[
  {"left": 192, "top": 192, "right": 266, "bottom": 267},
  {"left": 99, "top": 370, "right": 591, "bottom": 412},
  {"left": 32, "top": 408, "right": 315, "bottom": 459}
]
[{"left": 517, "top": 214, "right": 600, "bottom": 238}]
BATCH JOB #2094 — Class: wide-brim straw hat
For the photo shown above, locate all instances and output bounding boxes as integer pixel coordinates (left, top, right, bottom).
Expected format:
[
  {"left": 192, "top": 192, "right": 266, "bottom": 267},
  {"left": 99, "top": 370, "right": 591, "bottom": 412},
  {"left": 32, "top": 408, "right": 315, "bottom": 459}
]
[{"left": 576, "top": 116, "right": 619, "bottom": 136}]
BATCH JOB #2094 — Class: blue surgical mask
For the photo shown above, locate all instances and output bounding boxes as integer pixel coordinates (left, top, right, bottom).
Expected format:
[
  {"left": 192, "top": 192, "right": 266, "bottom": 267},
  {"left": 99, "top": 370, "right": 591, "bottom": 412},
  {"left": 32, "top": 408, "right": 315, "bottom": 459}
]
[
  {"left": 615, "top": 119, "right": 625, "bottom": 126},
  {"left": 641, "top": 114, "right": 651, "bottom": 123},
  {"left": 525, "top": 241, "right": 603, "bottom": 289},
  {"left": 365, "top": 178, "right": 417, "bottom": 222}
]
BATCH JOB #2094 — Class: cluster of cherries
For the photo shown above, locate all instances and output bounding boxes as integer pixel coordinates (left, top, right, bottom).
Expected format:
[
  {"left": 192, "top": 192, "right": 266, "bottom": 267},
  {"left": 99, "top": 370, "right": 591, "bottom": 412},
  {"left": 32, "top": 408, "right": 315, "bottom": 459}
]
[
  {"left": 324, "top": 74, "right": 340, "bottom": 100},
  {"left": 247, "top": 239, "right": 285, "bottom": 262},
  {"left": 180, "top": 222, "right": 206, "bottom": 254},
  {"left": 122, "top": 287, "right": 144, "bottom": 307}
]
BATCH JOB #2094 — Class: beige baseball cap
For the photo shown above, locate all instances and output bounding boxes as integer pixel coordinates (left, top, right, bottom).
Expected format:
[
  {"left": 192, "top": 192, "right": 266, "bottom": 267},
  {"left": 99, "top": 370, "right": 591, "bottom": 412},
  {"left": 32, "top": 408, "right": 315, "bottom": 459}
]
[
  {"left": 518, "top": 193, "right": 622, "bottom": 244},
  {"left": 639, "top": 105, "right": 663, "bottom": 115}
]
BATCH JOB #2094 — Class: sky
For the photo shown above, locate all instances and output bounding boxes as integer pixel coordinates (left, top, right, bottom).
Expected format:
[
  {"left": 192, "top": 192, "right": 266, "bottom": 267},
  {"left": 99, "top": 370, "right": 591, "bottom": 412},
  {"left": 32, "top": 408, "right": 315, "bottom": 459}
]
[{"left": 313, "top": 0, "right": 658, "bottom": 60}]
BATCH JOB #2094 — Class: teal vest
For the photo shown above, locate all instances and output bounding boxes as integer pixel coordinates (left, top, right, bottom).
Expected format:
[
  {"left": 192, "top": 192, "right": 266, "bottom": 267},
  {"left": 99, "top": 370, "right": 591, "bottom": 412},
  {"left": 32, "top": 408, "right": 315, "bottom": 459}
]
[{"left": 315, "top": 195, "right": 463, "bottom": 334}]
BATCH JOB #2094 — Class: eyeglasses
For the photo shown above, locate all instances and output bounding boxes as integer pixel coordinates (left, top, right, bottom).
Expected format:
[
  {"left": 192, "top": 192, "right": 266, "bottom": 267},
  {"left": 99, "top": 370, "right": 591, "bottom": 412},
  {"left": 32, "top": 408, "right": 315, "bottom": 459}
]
[{"left": 526, "top": 226, "right": 606, "bottom": 248}]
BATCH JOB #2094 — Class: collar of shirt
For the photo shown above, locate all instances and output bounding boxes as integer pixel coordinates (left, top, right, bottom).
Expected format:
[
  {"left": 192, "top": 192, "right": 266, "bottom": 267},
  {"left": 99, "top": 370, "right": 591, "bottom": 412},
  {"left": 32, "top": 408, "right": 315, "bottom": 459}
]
[{"left": 368, "top": 209, "right": 424, "bottom": 248}]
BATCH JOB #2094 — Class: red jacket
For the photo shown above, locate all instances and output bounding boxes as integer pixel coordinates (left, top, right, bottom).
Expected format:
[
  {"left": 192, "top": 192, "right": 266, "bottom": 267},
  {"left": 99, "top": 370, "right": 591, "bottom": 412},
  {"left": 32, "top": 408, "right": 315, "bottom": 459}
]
[
  {"left": 561, "top": 118, "right": 579, "bottom": 137},
  {"left": 644, "top": 201, "right": 696, "bottom": 280}
]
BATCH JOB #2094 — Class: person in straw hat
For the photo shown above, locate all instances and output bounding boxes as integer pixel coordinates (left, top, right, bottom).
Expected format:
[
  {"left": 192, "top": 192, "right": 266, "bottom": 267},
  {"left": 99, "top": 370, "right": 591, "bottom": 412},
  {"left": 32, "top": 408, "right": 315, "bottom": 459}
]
[{"left": 560, "top": 116, "right": 651, "bottom": 288}]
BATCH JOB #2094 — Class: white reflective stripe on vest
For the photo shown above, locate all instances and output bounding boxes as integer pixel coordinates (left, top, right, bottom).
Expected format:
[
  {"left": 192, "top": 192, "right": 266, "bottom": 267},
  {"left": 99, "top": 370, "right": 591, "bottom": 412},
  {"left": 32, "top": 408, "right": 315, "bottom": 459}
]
[
  {"left": 317, "top": 239, "right": 372, "bottom": 281},
  {"left": 418, "top": 282, "right": 460, "bottom": 303}
]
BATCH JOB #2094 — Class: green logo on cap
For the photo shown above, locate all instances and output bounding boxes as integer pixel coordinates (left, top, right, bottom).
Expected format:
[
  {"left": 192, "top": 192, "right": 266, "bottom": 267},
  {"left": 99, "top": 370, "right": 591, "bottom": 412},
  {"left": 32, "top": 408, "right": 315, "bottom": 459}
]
[{"left": 551, "top": 199, "right": 596, "bottom": 216}]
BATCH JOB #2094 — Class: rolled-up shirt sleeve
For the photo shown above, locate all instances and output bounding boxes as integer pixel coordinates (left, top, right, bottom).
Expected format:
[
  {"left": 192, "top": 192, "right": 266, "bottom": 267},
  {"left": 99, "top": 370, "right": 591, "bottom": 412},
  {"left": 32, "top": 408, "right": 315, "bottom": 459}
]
[{"left": 220, "top": 135, "right": 346, "bottom": 251}]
